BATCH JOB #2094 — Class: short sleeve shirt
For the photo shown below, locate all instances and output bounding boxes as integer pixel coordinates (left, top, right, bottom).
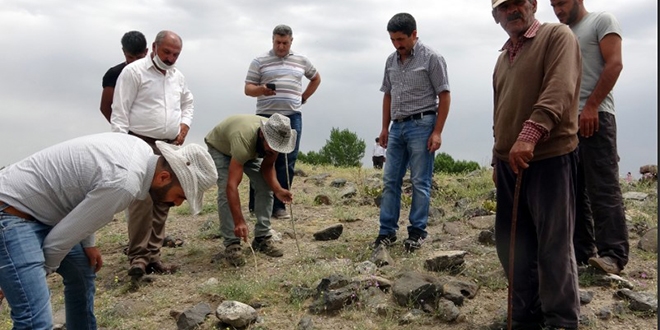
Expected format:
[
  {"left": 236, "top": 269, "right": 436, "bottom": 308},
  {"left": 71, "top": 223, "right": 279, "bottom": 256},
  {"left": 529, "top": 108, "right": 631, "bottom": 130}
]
[
  {"left": 204, "top": 115, "right": 264, "bottom": 164},
  {"left": 102, "top": 62, "right": 127, "bottom": 88}
]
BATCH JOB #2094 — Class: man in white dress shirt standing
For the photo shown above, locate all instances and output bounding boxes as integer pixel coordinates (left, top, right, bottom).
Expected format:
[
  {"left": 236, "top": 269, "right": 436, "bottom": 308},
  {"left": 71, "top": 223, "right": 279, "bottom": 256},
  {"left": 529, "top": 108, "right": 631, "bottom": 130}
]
[{"left": 111, "top": 30, "right": 194, "bottom": 278}]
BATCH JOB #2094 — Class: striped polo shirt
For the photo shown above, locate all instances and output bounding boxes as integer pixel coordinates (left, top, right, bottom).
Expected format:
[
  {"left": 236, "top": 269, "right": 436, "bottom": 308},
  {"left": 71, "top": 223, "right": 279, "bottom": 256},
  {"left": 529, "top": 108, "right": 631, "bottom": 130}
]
[
  {"left": 245, "top": 49, "right": 318, "bottom": 116},
  {"left": 380, "top": 39, "right": 450, "bottom": 121}
]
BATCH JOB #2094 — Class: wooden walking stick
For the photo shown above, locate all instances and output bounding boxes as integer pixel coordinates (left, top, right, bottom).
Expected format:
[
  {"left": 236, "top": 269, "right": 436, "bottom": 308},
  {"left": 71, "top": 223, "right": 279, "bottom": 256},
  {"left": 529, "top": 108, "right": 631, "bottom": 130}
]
[
  {"left": 507, "top": 170, "right": 524, "bottom": 330},
  {"left": 284, "top": 154, "right": 301, "bottom": 255}
]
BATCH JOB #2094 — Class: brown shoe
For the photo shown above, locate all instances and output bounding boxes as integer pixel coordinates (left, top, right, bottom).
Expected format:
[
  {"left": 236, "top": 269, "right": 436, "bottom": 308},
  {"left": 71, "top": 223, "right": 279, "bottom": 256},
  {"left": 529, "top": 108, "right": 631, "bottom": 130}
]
[
  {"left": 251, "top": 236, "right": 283, "bottom": 257},
  {"left": 146, "top": 261, "right": 178, "bottom": 274},
  {"left": 588, "top": 256, "right": 621, "bottom": 275},
  {"left": 128, "top": 262, "right": 146, "bottom": 278},
  {"left": 224, "top": 243, "right": 246, "bottom": 267}
]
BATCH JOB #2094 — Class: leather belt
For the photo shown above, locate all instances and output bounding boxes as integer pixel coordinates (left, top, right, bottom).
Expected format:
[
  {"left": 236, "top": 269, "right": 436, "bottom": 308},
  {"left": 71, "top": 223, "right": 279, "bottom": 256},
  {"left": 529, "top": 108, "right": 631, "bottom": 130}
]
[
  {"left": 393, "top": 110, "right": 437, "bottom": 123},
  {"left": 0, "top": 202, "right": 35, "bottom": 220},
  {"left": 128, "top": 131, "right": 174, "bottom": 146}
]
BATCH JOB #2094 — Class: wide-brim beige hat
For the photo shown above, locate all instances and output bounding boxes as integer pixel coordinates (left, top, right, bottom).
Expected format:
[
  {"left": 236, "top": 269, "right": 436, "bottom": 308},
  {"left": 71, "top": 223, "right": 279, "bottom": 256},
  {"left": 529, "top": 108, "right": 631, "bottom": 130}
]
[
  {"left": 492, "top": 0, "right": 508, "bottom": 8},
  {"left": 260, "top": 113, "right": 297, "bottom": 154},
  {"left": 156, "top": 141, "right": 218, "bottom": 215}
]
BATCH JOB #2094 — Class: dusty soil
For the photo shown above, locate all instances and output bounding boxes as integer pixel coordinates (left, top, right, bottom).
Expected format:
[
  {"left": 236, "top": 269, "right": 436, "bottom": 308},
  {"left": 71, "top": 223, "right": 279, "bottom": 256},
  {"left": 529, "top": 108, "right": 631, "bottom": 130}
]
[{"left": 0, "top": 165, "right": 656, "bottom": 330}]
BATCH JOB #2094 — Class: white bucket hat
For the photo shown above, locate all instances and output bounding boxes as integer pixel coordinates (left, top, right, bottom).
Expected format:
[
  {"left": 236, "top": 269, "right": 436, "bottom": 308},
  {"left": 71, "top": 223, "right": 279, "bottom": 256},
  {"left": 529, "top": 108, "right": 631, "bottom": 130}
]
[
  {"left": 260, "top": 113, "right": 297, "bottom": 154},
  {"left": 155, "top": 141, "right": 218, "bottom": 215},
  {"left": 492, "top": 0, "right": 508, "bottom": 8}
]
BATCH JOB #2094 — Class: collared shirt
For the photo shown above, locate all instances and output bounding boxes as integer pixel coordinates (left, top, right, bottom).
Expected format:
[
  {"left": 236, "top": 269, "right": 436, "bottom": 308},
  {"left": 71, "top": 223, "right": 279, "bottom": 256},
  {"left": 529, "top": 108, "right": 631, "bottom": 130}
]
[
  {"left": 0, "top": 133, "right": 158, "bottom": 272},
  {"left": 380, "top": 39, "right": 450, "bottom": 121},
  {"left": 245, "top": 49, "right": 318, "bottom": 116},
  {"left": 373, "top": 143, "right": 386, "bottom": 157},
  {"left": 110, "top": 56, "right": 194, "bottom": 140},
  {"left": 205, "top": 114, "right": 264, "bottom": 164},
  {"left": 501, "top": 19, "right": 541, "bottom": 64}
]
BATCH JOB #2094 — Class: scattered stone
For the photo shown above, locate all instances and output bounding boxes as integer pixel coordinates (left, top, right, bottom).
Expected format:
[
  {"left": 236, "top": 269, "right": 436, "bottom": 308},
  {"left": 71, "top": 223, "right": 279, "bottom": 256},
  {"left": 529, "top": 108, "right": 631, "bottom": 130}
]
[
  {"left": 436, "top": 298, "right": 461, "bottom": 322},
  {"left": 464, "top": 208, "right": 491, "bottom": 219},
  {"left": 294, "top": 168, "right": 308, "bottom": 177},
  {"left": 623, "top": 191, "right": 649, "bottom": 201},
  {"left": 370, "top": 245, "right": 394, "bottom": 267},
  {"left": 330, "top": 178, "right": 347, "bottom": 187},
  {"left": 313, "top": 224, "right": 343, "bottom": 241},
  {"left": 595, "top": 274, "right": 634, "bottom": 289},
  {"left": 201, "top": 277, "right": 219, "bottom": 288},
  {"left": 579, "top": 314, "right": 592, "bottom": 326},
  {"left": 615, "top": 289, "right": 658, "bottom": 312},
  {"left": 468, "top": 215, "right": 496, "bottom": 229},
  {"left": 177, "top": 302, "right": 212, "bottom": 330},
  {"left": 215, "top": 300, "right": 258, "bottom": 328},
  {"left": 443, "top": 221, "right": 463, "bottom": 236},
  {"left": 297, "top": 315, "right": 314, "bottom": 330},
  {"left": 355, "top": 261, "right": 378, "bottom": 275},
  {"left": 315, "top": 274, "right": 352, "bottom": 297},
  {"left": 638, "top": 227, "right": 658, "bottom": 253},
  {"left": 478, "top": 229, "right": 496, "bottom": 246},
  {"left": 400, "top": 309, "right": 425, "bottom": 324},
  {"left": 441, "top": 279, "right": 479, "bottom": 306},
  {"left": 454, "top": 198, "right": 470, "bottom": 209},
  {"left": 313, "top": 194, "right": 331, "bottom": 205},
  {"left": 392, "top": 271, "right": 442, "bottom": 307},
  {"left": 639, "top": 164, "right": 657, "bottom": 176},
  {"left": 340, "top": 186, "right": 357, "bottom": 199},
  {"left": 429, "top": 207, "right": 446, "bottom": 219},
  {"left": 309, "top": 283, "right": 360, "bottom": 314},
  {"left": 579, "top": 290, "right": 594, "bottom": 305},
  {"left": 424, "top": 250, "right": 467, "bottom": 272},
  {"left": 304, "top": 174, "right": 330, "bottom": 186},
  {"left": 612, "top": 301, "right": 627, "bottom": 315},
  {"left": 596, "top": 306, "right": 613, "bottom": 320},
  {"left": 362, "top": 286, "right": 391, "bottom": 316},
  {"left": 353, "top": 274, "right": 393, "bottom": 292}
]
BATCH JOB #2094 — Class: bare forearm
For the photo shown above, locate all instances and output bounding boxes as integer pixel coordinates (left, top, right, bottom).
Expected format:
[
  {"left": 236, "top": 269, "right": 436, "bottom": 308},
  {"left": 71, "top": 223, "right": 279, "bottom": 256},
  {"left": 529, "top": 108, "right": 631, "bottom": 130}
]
[
  {"left": 302, "top": 74, "right": 321, "bottom": 103},
  {"left": 584, "top": 61, "right": 622, "bottom": 110},
  {"left": 433, "top": 92, "right": 451, "bottom": 134},
  {"left": 381, "top": 93, "right": 392, "bottom": 130}
]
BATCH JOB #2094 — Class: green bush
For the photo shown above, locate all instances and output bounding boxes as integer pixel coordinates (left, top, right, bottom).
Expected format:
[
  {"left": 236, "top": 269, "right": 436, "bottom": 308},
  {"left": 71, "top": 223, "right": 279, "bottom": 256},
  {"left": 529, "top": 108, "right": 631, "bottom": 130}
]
[
  {"left": 298, "top": 127, "right": 365, "bottom": 167},
  {"left": 434, "top": 152, "right": 480, "bottom": 174}
]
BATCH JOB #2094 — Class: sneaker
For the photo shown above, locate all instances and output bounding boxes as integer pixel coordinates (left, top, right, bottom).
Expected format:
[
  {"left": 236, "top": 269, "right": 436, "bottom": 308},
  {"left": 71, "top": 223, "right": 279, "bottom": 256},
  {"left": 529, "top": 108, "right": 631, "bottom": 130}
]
[
  {"left": 404, "top": 235, "right": 425, "bottom": 253},
  {"left": 272, "top": 208, "right": 290, "bottom": 219},
  {"left": 372, "top": 233, "right": 397, "bottom": 249},
  {"left": 224, "top": 243, "right": 246, "bottom": 267},
  {"left": 252, "top": 236, "right": 284, "bottom": 257},
  {"left": 588, "top": 255, "right": 621, "bottom": 275}
]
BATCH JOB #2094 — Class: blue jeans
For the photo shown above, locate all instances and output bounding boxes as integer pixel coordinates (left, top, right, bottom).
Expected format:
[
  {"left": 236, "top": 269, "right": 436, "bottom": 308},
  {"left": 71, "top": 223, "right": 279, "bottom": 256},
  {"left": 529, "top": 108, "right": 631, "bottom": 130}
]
[
  {"left": 249, "top": 112, "right": 302, "bottom": 212},
  {"left": 207, "top": 145, "right": 274, "bottom": 247},
  {"left": 0, "top": 210, "right": 97, "bottom": 330},
  {"left": 379, "top": 114, "right": 436, "bottom": 238}
]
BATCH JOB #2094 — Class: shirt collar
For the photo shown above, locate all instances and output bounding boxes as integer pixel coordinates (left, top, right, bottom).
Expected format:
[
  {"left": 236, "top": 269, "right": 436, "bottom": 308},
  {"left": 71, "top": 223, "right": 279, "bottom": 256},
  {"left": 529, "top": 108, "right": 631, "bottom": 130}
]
[
  {"left": 500, "top": 19, "right": 541, "bottom": 51},
  {"left": 138, "top": 155, "right": 160, "bottom": 200},
  {"left": 396, "top": 38, "right": 421, "bottom": 60},
  {"left": 269, "top": 49, "right": 295, "bottom": 59}
]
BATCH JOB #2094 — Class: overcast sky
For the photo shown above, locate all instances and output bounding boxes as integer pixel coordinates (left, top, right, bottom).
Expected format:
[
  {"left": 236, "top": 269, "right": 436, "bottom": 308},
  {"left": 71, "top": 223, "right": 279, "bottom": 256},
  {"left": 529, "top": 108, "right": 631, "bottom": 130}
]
[{"left": 1, "top": 0, "right": 656, "bottom": 177}]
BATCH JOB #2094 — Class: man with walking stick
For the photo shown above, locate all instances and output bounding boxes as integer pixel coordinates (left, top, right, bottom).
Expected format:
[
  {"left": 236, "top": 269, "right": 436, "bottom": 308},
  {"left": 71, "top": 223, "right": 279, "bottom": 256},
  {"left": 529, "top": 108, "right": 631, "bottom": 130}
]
[{"left": 490, "top": 0, "right": 582, "bottom": 328}]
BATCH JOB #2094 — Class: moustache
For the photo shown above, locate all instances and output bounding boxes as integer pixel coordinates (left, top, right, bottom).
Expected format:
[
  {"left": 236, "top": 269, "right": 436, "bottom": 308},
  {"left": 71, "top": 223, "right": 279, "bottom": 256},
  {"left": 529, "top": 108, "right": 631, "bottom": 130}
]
[{"left": 507, "top": 13, "right": 522, "bottom": 21}]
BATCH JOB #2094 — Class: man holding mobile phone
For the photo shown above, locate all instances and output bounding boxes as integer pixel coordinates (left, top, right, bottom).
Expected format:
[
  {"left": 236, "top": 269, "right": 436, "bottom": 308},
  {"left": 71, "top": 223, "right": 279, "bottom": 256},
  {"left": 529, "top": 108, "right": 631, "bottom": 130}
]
[{"left": 244, "top": 24, "right": 321, "bottom": 219}]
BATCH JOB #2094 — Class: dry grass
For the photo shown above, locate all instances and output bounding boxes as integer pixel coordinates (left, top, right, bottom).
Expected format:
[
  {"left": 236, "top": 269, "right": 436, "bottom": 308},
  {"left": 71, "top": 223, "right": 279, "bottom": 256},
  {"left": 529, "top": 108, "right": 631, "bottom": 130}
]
[{"left": 0, "top": 164, "right": 656, "bottom": 329}]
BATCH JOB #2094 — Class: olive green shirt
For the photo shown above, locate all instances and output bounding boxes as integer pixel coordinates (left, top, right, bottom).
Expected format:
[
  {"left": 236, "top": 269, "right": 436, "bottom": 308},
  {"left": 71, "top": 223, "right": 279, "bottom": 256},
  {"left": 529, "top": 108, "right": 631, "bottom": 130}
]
[{"left": 205, "top": 114, "right": 264, "bottom": 164}]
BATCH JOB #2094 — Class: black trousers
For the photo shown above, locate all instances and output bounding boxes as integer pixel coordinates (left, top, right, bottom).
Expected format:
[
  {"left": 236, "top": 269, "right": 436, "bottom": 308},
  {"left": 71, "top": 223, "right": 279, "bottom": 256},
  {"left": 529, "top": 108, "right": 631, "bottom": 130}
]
[
  {"left": 495, "top": 151, "right": 579, "bottom": 328},
  {"left": 574, "top": 112, "right": 629, "bottom": 268}
]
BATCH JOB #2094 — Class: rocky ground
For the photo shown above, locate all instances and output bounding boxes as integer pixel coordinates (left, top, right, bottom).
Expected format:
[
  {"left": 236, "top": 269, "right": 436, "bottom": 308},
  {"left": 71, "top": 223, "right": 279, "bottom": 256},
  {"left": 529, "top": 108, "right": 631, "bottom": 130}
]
[{"left": 0, "top": 165, "right": 656, "bottom": 330}]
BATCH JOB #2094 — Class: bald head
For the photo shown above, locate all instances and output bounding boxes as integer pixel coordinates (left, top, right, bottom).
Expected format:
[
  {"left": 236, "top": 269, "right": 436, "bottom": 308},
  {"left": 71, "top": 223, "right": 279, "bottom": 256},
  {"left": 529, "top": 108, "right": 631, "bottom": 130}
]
[{"left": 151, "top": 30, "right": 183, "bottom": 70}]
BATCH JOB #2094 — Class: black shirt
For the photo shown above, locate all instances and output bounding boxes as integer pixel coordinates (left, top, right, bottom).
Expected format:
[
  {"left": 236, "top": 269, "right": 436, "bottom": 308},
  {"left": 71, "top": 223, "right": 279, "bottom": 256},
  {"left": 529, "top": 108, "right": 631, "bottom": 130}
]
[{"left": 102, "top": 62, "right": 127, "bottom": 88}]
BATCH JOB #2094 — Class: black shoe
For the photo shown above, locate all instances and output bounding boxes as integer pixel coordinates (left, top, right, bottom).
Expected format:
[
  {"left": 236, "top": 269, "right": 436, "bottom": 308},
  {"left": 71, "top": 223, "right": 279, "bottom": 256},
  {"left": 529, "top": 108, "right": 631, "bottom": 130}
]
[
  {"left": 404, "top": 234, "right": 425, "bottom": 253},
  {"left": 372, "top": 233, "right": 397, "bottom": 249}
]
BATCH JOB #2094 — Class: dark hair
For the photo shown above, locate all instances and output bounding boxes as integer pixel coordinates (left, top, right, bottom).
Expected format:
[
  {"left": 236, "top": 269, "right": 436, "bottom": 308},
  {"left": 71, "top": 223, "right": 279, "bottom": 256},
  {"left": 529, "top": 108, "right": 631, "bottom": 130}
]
[
  {"left": 273, "top": 24, "right": 293, "bottom": 37},
  {"left": 121, "top": 31, "right": 147, "bottom": 56},
  {"left": 375, "top": 137, "right": 380, "bottom": 143},
  {"left": 387, "top": 13, "right": 416, "bottom": 36}
]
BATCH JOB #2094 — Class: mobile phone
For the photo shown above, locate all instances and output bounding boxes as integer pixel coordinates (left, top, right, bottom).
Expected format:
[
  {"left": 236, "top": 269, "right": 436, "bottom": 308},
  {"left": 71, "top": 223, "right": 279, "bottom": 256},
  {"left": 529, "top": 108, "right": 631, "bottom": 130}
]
[{"left": 266, "top": 83, "right": 276, "bottom": 91}]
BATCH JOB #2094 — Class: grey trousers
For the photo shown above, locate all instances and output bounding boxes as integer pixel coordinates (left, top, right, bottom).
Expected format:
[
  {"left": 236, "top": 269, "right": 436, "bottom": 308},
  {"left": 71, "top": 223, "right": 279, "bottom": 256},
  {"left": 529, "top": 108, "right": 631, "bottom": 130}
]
[
  {"left": 207, "top": 145, "right": 274, "bottom": 247},
  {"left": 495, "top": 151, "right": 580, "bottom": 329}
]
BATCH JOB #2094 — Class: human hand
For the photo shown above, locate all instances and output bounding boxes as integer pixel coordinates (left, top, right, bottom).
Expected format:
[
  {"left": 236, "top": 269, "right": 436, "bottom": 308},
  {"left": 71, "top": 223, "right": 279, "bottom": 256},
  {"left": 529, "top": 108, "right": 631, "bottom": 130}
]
[
  {"left": 427, "top": 132, "right": 442, "bottom": 152},
  {"left": 378, "top": 130, "right": 389, "bottom": 148},
  {"left": 508, "top": 141, "right": 534, "bottom": 174},
  {"left": 262, "top": 85, "right": 276, "bottom": 96},
  {"left": 83, "top": 247, "right": 103, "bottom": 273},
  {"left": 275, "top": 189, "right": 293, "bottom": 204},
  {"left": 579, "top": 107, "right": 599, "bottom": 138},
  {"left": 234, "top": 221, "right": 249, "bottom": 243},
  {"left": 174, "top": 124, "right": 190, "bottom": 145}
]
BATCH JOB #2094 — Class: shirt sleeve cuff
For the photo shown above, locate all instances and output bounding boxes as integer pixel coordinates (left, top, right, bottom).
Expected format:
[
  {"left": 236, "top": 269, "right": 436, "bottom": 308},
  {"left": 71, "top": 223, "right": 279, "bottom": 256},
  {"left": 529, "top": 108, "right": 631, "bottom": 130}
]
[{"left": 517, "top": 120, "right": 549, "bottom": 144}]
